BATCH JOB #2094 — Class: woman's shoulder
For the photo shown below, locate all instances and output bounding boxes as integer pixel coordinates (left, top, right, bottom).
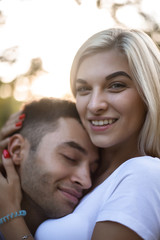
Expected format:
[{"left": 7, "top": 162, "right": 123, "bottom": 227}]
[
  {"left": 113, "top": 155, "right": 160, "bottom": 186},
  {"left": 98, "top": 155, "right": 160, "bottom": 189},
  {"left": 120, "top": 155, "right": 160, "bottom": 171},
  {"left": 99, "top": 155, "right": 160, "bottom": 204}
]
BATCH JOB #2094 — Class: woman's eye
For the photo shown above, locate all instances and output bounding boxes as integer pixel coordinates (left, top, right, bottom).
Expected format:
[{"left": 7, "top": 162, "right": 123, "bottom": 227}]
[
  {"left": 109, "top": 82, "right": 126, "bottom": 91},
  {"left": 76, "top": 86, "right": 91, "bottom": 95}
]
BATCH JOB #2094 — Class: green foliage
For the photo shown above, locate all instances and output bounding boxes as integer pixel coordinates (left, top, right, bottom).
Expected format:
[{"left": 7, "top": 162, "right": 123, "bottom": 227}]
[{"left": 0, "top": 97, "right": 22, "bottom": 128}]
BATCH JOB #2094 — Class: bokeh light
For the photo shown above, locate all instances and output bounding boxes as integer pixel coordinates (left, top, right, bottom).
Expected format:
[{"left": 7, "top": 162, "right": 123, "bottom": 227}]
[{"left": 0, "top": 0, "right": 160, "bottom": 102}]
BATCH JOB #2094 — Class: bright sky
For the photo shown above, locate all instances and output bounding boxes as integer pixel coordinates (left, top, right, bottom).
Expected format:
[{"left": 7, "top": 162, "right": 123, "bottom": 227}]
[{"left": 0, "top": 0, "right": 159, "bottom": 100}]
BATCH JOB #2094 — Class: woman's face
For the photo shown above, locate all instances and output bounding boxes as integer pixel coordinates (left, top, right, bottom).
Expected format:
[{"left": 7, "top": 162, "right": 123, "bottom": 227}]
[{"left": 75, "top": 49, "right": 147, "bottom": 149}]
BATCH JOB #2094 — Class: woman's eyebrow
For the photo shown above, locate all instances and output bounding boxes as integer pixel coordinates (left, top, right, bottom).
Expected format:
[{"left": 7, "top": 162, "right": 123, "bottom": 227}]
[
  {"left": 76, "top": 79, "right": 87, "bottom": 84},
  {"left": 76, "top": 71, "right": 132, "bottom": 84},
  {"left": 105, "top": 71, "right": 132, "bottom": 81}
]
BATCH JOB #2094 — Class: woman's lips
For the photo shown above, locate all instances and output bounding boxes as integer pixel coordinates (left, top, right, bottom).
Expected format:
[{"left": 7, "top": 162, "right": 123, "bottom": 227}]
[{"left": 89, "top": 118, "right": 118, "bottom": 132}]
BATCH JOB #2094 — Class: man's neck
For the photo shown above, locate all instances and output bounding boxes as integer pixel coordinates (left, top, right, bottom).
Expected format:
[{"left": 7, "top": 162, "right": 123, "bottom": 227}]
[{"left": 21, "top": 193, "right": 48, "bottom": 235}]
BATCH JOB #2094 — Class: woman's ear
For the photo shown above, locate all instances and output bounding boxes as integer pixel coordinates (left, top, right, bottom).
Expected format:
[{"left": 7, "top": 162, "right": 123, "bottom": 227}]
[{"left": 8, "top": 134, "right": 26, "bottom": 165}]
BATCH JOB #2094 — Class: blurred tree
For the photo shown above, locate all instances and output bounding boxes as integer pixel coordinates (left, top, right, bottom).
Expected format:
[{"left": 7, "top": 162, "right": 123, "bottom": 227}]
[
  {"left": 0, "top": 97, "right": 22, "bottom": 128},
  {"left": 96, "top": 0, "right": 160, "bottom": 46},
  {"left": 0, "top": 0, "right": 160, "bottom": 128}
]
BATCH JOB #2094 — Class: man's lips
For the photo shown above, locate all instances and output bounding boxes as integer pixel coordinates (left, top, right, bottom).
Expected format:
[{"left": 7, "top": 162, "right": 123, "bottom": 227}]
[{"left": 58, "top": 187, "right": 83, "bottom": 205}]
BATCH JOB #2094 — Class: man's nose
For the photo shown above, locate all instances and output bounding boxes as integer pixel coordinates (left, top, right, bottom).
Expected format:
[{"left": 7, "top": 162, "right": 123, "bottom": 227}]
[
  {"left": 71, "top": 164, "right": 92, "bottom": 190},
  {"left": 87, "top": 90, "right": 108, "bottom": 114}
]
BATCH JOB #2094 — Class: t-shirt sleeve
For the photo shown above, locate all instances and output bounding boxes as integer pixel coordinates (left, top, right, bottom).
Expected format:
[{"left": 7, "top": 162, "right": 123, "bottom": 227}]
[{"left": 96, "top": 158, "right": 160, "bottom": 240}]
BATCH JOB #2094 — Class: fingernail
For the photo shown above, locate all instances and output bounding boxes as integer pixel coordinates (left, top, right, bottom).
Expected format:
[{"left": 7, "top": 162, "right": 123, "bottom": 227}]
[
  {"left": 19, "top": 113, "right": 26, "bottom": 120},
  {"left": 15, "top": 121, "right": 22, "bottom": 127},
  {"left": 3, "top": 149, "right": 11, "bottom": 159}
]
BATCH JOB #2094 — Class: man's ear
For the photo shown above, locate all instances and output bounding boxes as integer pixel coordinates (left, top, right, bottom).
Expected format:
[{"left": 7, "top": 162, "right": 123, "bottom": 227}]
[{"left": 8, "top": 134, "right": 26, "bottom": 165}]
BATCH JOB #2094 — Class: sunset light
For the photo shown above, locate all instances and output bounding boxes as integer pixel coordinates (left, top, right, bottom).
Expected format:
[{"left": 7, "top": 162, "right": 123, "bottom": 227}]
[{"left": 0, "top": 0, "right": 160, "bottom": 101}]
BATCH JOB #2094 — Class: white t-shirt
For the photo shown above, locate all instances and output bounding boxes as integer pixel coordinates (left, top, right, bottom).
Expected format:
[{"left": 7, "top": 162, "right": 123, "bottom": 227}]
[{"left": 35, "top": 156, "right": 160, "bottom": 240}]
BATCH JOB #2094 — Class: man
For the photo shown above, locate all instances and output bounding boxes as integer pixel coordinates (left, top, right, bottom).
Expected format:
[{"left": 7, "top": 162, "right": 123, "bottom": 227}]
[{"left": 0, "top": 98, "right": 99, "bottom": 239}]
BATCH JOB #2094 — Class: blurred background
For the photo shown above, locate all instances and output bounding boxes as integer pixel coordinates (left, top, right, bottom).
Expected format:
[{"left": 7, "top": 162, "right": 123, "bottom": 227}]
[{"left": 0, "top": 0, "right": 160, "bottom": 127}]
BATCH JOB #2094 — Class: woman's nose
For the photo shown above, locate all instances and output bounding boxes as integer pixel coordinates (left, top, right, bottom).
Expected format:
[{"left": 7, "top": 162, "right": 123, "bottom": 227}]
[{"left": 87, "top": 91, "right": 108, "bottom": 114}]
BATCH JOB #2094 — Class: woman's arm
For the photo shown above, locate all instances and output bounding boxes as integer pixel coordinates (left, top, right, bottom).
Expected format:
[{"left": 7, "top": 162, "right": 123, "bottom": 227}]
[
  {"left": 92, "top": 221, "right": 143, "bottom": 240},
  {"left": 0, "top": 151, "right": 34, "bottom": 240}
]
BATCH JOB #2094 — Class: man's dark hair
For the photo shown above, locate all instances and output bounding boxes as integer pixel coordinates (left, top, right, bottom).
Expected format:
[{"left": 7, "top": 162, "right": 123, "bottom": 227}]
[{"left": 17, "top": 97, "right": 81, "bottom": 151}]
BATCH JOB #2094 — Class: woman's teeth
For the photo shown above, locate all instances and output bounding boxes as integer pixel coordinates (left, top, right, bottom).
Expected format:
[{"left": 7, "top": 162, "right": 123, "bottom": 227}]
[{"left": 91, "top": 119, "right": 116, "bottom": 126}]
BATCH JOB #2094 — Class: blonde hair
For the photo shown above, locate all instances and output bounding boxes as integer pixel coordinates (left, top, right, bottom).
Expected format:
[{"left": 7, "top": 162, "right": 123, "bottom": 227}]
[{"left": 70, "top": 28, "right": 160, "bottom": 158}]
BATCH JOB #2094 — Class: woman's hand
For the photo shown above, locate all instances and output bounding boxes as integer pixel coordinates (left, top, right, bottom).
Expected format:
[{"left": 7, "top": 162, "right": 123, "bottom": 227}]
[
  {"left": 0, "top": 150, "right": 34, "bottom": 240},
  {"left": 0, "top": 111, "right": 25, "bottom": 157},
  {"left": 0, "top": 150, "right": 22, "bottom": 216}
]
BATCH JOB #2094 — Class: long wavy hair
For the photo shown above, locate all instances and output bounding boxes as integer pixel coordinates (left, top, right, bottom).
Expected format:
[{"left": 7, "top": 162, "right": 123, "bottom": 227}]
[{"left": 70, "top": 28, "right": 160, "bottom": 158}]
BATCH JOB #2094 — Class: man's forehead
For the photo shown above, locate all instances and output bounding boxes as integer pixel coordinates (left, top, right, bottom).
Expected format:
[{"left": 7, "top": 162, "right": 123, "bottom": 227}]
[{"left": 46, "top": 117, "right": 98, "bottom": 157}]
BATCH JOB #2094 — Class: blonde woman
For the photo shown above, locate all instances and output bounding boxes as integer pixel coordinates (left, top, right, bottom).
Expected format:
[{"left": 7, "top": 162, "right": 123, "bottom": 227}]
[{"left": 1, "top": 28, "right": 160, "bottom": 240}]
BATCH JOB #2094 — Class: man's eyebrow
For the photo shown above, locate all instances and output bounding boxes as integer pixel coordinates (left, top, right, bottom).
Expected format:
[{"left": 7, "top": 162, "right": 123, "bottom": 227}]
[
  {"left": 105, "top": 71, "right": 132, "bottom": 81},
  {"left": 61, "top": 141, "right": 87, "bottom": 155}
]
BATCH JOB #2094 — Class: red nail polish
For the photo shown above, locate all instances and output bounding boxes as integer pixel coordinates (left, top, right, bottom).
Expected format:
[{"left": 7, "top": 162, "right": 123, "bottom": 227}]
[
  {"left": 19, "top": 113, "right": 26, "bottom": 120},
  {"left": 3, "top": 149, "right": 11, "bottom": 158},
  {"left": 16, "top": 121, "right": 22, "bottom": 127}
]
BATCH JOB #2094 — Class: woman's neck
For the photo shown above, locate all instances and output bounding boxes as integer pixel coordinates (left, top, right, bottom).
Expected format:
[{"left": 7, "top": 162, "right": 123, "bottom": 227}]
[{"left": 93, "top": 143, "right": 143, "bottom": 188}]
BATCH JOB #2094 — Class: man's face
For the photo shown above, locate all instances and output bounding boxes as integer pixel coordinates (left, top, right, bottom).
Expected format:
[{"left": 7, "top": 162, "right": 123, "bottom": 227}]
[{"left": 20, "top": 117, "right": 99, "bottom": 218}]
